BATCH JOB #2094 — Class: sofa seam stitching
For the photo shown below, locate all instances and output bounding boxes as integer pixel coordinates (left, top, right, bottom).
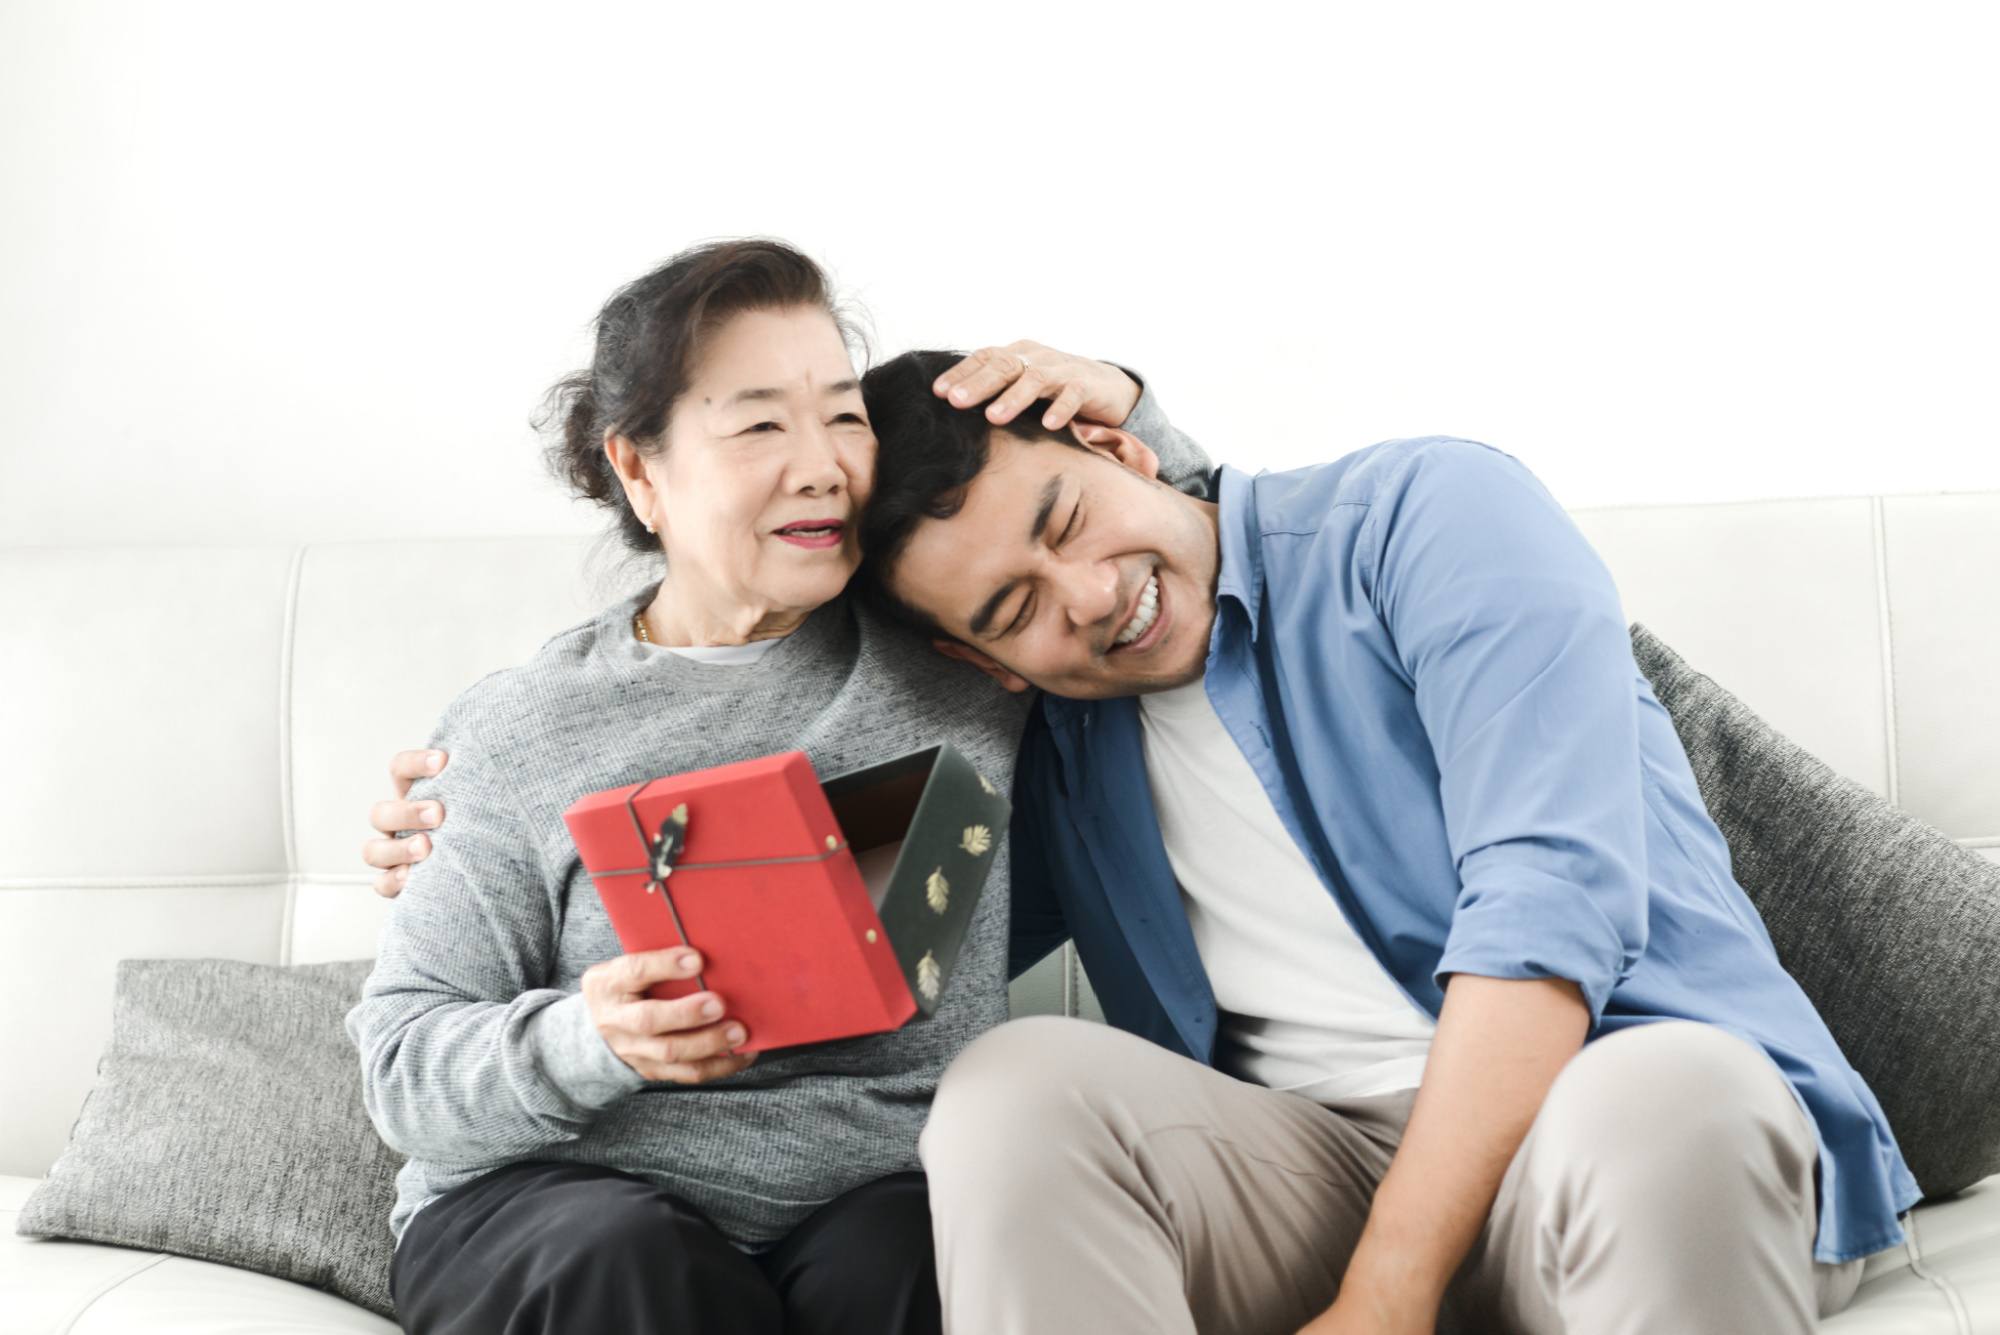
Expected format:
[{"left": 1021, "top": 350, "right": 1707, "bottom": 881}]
[
  {"left": 50, "top": 1251, "right": 172, "bottom": 1334},
  {"left": 1898, "top": 1207, "right": 1974, "bottom": 1334},
  {"left": 0, "top": 874, "right": 297, "bottom": 890},
  {"left": 1872, "top": 496, "right": 1902, "bottom": 809},
  {"left": 277, "top": 544, "right": 307, "bottom": 968},
  {"left": 0, "top": 870, "right": 444, "bottom": 889}
]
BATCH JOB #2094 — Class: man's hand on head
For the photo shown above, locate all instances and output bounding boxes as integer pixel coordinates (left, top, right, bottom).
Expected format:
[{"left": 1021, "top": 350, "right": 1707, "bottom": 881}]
[
  {"left": 932, "top": 341, "right": 1141, "bottom": 432},
  {"left": 362, "top": 748, "right": 449, "bottom": 898}
]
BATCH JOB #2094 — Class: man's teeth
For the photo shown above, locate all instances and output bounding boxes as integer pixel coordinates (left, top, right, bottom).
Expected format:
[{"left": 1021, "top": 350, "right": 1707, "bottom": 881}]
[{"left": 1114, "top": 575, "right": 1161, "bottom": 647}]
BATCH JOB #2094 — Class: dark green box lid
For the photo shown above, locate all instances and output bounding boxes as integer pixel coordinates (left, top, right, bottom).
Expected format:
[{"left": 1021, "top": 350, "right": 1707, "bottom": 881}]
[{"left": 822, "top": 741, "right": 1011, "bottom": 1016}]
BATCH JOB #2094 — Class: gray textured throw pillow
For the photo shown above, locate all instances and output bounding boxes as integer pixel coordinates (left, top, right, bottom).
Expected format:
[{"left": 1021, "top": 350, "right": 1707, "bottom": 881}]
[
  {"left": 13, "top": 958, "right": 403, "bottom": 1317},
  {"left": 1630, "top": 622, "right": 2000, "bottom": 1200}
]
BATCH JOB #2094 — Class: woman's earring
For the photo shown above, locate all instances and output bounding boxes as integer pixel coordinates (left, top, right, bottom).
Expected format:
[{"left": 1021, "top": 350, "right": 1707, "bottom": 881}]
[{"left": 644, "top": 519, "right": 656, "bottom": 534}]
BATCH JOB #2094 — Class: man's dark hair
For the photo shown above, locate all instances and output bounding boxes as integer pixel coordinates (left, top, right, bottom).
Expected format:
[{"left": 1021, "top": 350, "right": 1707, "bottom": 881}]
[{"left": 857, "top": 349, "right": 1077, "bottom": 638}]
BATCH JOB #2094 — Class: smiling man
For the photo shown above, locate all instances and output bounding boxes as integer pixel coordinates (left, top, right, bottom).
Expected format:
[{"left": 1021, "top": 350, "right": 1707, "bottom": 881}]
[{"left": 856, "top": 349, "right": 1919, "bottom": 1335}]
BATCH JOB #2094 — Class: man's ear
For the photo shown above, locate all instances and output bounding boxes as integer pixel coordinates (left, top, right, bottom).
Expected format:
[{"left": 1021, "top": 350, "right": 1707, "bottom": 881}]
[
  {"left": 931, "top": 638, "right": 1032, "bottom": 693},
  {"left": 1068, "top": 422, "right": 1162, "bottom": 481}
]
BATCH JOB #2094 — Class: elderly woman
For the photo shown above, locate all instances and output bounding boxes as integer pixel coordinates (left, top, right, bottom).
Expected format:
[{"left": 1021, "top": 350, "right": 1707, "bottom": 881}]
[{"left": 346, "top": 237, "right": 1209, "bottom": 1335}]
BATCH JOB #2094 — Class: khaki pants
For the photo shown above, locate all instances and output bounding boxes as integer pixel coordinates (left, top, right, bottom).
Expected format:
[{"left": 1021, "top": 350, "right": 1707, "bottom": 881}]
[{"left": 919, "top": 1016, "right": 1866, "bottom": 1335}]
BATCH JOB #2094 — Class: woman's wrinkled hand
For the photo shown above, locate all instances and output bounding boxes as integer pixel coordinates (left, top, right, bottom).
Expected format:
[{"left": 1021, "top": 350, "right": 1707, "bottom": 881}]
[
  {"left": 362, "top": 747, "right": 450, "bottom": 898},
  {"left": 932, "top": 340, "right": 1141, "bottom": 432},
  {"left": 583, "top": 948, "right": 758, "bottom": 1084}
]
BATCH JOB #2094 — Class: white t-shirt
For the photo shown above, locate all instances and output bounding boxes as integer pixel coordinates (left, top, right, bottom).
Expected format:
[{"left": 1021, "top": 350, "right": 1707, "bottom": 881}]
[
  {"left": 1137, "top": 676, "right": 1435, "bottom": 1102},
  {"left": 637, "top": 636, "right": 783, "bottom": 665}
]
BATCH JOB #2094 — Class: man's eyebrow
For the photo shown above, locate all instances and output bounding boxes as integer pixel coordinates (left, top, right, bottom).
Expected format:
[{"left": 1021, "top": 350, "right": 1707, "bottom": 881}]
[
  {"left": 969, "top": 580, "right": 1020, "bottom": 639},
  {"left": 967, "top": 475, "right": 1067, "bottom": 639},
  {"left": 1029, "top": 474, "right": 1064, "bottom": 544}
]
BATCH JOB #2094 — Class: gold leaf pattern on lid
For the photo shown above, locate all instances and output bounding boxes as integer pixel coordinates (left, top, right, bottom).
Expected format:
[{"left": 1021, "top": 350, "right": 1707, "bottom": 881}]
[
  {"left": 926, "top": 868, "right": 950, "bottom": 914},
  {"left": 917, "top": 951, "right": 942, "bottom": 1003},
  {"left": 960, "top": 824, "right": 992, "bottom": 857}
]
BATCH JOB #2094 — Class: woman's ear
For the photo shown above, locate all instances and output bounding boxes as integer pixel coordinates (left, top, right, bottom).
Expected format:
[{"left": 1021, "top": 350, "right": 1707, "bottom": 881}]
[
  {"left": 931, "top": 638, "right": 1032, "bottom": 693},
  {"left": 1069, "top": 422, "right": 1162, "bottom": 482},
  {"left": 605, "top": 431, "right": 662, "bottom": 530}
]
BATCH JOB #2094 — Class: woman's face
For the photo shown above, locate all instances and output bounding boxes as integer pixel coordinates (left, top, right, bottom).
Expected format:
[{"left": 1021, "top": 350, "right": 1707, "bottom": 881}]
[{"left": 639, "top": 305, "right": 875, "bottom": 626}]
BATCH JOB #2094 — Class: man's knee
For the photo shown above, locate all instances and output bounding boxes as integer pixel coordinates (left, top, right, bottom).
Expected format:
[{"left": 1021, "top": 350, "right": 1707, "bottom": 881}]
[
  {"left": 921, "top": 1016, "right": 1122, "bottom": 1184},
  {"left": 1557, "top": 1022, "right": 1789, "bottom": 1121},
  {"left": 1536, "top": 1021, "right": 1810, "bottom": 1193}
]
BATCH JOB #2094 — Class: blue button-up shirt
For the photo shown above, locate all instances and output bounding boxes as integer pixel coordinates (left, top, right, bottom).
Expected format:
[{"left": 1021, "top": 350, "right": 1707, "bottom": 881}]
[{"left": 1008, "top": 436, "right": 1920, "bottom": 1264}]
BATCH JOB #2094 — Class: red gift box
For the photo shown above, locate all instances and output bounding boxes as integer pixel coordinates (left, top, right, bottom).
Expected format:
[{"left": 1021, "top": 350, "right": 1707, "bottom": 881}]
[{"left": 561, "top": 749, "right": 958, "bottom": 1053}]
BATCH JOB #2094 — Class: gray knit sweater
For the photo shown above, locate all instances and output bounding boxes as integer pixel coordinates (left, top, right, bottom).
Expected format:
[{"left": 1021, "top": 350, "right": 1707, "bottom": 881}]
[{"left": 344, "top": 382, "right": 1207, "bottom": 1251}]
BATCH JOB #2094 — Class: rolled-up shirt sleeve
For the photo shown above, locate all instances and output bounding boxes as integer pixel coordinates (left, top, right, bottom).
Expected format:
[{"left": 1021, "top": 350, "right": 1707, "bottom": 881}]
[
  {"left": 343, "top": 695, "right": 646, "bottom": 1166},
  {"left": 1361, "top": 438, "right": 1649, "bottom": 1025}
]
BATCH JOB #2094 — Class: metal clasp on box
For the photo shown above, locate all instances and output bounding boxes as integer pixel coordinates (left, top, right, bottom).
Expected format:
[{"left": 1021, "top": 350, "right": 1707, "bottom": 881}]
[{"left": 649, "top": 802, "right": 690, "bottom": 885}]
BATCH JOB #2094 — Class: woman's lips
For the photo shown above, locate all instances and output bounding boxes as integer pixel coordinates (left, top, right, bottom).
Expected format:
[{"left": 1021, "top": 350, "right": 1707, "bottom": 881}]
[{"left": 774, "top": 520, "right": 846, "bottom": 550}]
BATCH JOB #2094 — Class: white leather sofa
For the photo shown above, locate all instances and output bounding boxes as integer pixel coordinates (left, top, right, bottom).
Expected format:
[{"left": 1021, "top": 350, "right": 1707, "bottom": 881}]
[{"left": 4, "top": 487, "right": 1997, "bottom": 1333}]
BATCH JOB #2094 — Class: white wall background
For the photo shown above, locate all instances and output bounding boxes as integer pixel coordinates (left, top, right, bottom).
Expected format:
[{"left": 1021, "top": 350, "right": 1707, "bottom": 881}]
[{"left": 2, "top": 0, "right": 1995, "bottom": 551}]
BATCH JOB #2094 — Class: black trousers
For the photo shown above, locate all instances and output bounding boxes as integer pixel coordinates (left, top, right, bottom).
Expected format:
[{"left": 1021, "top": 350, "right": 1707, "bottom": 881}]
[{"left": 390, "top": 1160, "right": 943, "bottom": 1335}]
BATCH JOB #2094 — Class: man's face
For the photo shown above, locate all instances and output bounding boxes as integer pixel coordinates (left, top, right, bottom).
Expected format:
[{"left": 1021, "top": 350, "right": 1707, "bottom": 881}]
[{"left": 886, "top": 428, "right": 1222, "bottom": 699}]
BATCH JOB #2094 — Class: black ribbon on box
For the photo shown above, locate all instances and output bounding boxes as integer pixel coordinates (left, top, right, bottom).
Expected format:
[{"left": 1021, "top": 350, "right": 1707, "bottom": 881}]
[{"left": 599, "top": 779, "right": 849, "bottom": 993}]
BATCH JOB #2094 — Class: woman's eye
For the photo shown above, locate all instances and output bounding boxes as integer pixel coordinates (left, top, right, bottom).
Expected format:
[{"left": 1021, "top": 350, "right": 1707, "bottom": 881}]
[
  {"left": 741, "top": 421, "right": 781, "bottom": 434},
  {"left": 1007, "top": 597, "right": 1033, "bottom": 636},
  {"left": 831, "top": 412, "right": 867, "bottom": 425}
]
